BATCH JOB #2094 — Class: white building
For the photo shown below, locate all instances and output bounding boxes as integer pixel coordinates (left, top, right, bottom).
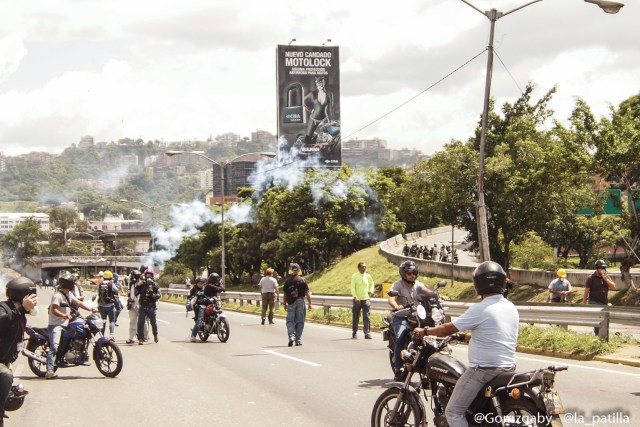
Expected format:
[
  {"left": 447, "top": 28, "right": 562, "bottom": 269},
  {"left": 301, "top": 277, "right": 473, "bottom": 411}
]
[{"left": 0, "top": 212, "right": 50, "bottom": 234}]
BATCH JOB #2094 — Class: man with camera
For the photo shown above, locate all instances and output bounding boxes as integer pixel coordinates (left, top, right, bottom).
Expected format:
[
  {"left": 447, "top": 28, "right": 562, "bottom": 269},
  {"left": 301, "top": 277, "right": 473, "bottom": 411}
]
[
  {"left": 1, "top": 276, "right": 37, "bottom": 421},
  {"left": 136, "top": 269, "right": 160, "bottom": 345},
  {"left": 582, "top": 259, "right": 617, "bottom": 336}
]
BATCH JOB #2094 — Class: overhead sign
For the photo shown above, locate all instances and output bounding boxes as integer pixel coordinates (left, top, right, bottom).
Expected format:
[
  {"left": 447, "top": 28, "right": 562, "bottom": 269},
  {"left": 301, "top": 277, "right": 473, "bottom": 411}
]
[
  {"left": 276, "top": 45, "right": 341, "bottom": 167},
  {"left": 577, "top": 189, "right": 622, "bottom": 215}
]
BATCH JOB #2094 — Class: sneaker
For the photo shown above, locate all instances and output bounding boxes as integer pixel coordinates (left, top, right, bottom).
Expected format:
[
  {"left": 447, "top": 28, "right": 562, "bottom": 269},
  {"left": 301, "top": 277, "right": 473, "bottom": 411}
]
[
  {"left": 125, "top": 339, "right": 135, "bottom": 344},
  {"left": 115, "top": 323, "right": 119, "bottom": 327},
  {"left": 261, "top": 319, "right": 265, "bottom": 325},
  {"left": 394, "top": 369, "right": 404, "bottom": 381},
  {"left": 365, "top": 334, "right": 372, "bottom": 340},
  {"left": 295, "top": 340, "right": 302, "bottom": 346},
  {"left": 45, "top": 370, "right": 58, "bottom": 380},
  {"left": 190, "top": 336, "right": 196, "bottom": 343},
  {"left": 138, "top": 340, "right": 144, "bottom": 345},
  {"left": 288, "top": 338, "right": 294, "bottom": 347},
  {"left": 269, "top": 321, "right": 274, "bottom": 324},
  {"left": 109, "top": 335, "right": 115, "bottom": 341},
  {"left": 154, "top": 334, "right": 159, "bottom": 343},
  {"left": 352, "top": 333, "right": 357, "bottom": 339}
]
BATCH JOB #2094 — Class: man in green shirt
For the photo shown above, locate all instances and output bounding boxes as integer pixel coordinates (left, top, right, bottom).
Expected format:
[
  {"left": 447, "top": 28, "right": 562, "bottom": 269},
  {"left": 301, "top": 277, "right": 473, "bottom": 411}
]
[{"left": 351, "top": 262, "right": 375, "bottom": 339}]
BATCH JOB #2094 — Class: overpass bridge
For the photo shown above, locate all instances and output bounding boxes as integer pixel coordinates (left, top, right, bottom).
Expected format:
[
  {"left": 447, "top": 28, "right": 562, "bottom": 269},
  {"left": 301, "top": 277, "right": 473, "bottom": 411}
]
[{"left": 19, "top": 255, "right": 144, "bottom": 281}]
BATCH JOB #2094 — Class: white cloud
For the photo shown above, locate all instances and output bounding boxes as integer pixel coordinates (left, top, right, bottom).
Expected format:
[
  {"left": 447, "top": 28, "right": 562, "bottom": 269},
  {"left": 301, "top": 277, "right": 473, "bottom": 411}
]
[{"left": 0, "top": 0, "right": 638, "bottom": 156}]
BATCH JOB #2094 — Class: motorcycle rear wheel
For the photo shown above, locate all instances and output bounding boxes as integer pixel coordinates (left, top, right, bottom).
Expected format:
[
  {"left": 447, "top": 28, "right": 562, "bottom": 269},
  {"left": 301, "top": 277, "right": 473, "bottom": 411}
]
[
  {"left": 95, "top": 341, "right": 123, "bottom": 378},
  {"left": 371, "top": 387, "right": 424, "bottom": 427},
  {"left": 216, "top": 318, "right": 230, "bottom": 342},
  {"left": 198, "top": 327, "right": 210, "bottom": 342},
  {"left": 27, "top": 341, "right": 54, "bottom": 378},
  {"left": 500, "top": 397, "right": 547, "bottom": 427}
]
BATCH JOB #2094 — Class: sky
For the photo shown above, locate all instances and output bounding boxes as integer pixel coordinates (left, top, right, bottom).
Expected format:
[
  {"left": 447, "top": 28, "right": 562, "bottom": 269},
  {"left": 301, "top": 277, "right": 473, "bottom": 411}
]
[{"left": 0, "top": 0, "right": 638, "bottom": 157}]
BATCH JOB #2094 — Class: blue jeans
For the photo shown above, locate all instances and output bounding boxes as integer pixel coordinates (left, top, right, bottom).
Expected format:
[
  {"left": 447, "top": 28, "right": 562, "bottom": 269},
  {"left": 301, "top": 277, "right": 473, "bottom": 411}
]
[
  {"left": 99, "top": 304, "right": 116, "bottom": 335},
  {"left": 445, "top": 366, "right": 515, "bottom": 427},
  {"left": 392, "top": 316, "right": 410, "bottom": 372},
  {"left": 47, "top": 325, "right": 63, "bottom": 372},
  {"left": 286, "top": 299, "right": 306, "bottom": 341},
  {"left": 588, "top": 299, "right": 606, "bottom": 336},
  {"left": 138, "top": 305, "right": 158, "bottom": 339},
  {"left": 191, "top": 306, "right": 205, "bottom": 337},
  {"left": 0, "top": 363, "right": 13, "bottom": 416}
]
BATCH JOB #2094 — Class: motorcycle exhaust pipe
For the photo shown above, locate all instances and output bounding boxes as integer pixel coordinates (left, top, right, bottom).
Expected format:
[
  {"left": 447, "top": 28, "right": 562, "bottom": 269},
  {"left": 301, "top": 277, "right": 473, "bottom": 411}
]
[{"left": 22, "top": 349, "right": 47, "bottom": 364}]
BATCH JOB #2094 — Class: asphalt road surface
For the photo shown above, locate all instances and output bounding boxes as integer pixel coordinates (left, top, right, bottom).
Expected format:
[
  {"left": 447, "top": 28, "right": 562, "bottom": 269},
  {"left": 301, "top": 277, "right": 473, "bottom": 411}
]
[{"left": 9, "top": 287, "right": 639, "bottom": 426}]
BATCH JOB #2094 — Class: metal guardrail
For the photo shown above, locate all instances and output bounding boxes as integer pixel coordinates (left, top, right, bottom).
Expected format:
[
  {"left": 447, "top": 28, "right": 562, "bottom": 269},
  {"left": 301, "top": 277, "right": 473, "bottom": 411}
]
[{"left": 166, "top": 289, "right": 640, "bottom": 341}]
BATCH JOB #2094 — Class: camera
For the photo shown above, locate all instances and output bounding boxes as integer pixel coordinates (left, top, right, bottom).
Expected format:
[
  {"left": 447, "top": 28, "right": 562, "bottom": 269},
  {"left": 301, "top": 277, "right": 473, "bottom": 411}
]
[{"left": 27, "top": 286, "right": 37, "bottom": 296}]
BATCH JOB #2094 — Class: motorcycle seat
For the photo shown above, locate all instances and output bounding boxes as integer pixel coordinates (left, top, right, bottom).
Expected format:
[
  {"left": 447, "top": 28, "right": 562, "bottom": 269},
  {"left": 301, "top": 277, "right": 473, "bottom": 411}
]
[
  {"left": 31, "top": 327, "right": 49, "bottom": 337},
  {"left": 487, "top": 371, "right": 541, "bottom": 389}
]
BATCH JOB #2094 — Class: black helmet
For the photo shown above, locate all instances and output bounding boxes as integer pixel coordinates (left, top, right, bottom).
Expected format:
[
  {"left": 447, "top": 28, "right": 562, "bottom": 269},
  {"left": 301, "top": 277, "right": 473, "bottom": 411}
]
[
  {"left": 5, "top": 277, "right": 34, "bottom": 303},
  {"left": 58, "top": 271, "right": 76, "bottom": 290},
  {"left": 208, "top": 273, "right": 221, "bottom": 284},
  {"left": 399, "top": 260, "right": 418, "bottom": 284},
  {"left": 4, "top": 384, "right": 28, "bottom": 411},
  {"left": 130, "top": 269, "right": 141, "bottom": 280},
  {"left": 139, "top": 264, "right": 149, "bottom": 273},
  {"left": 195, "top": 277, "right": 205, "bottom": 284},
  {"left": 595, "top": 259, "right": 608, "bottom": 269},
  {"left": 472, "top": 261, "right": 507, "bottom": 296}
]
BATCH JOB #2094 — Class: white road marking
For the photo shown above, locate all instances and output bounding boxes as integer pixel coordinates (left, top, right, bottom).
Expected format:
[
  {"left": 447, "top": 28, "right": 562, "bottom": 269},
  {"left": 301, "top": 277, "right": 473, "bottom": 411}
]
[
  {"left": 156, "top": 318, "right": 170, "bottom": 324},
  {"left": 262, "top": 349, "right": 321, "bottom": 367}
]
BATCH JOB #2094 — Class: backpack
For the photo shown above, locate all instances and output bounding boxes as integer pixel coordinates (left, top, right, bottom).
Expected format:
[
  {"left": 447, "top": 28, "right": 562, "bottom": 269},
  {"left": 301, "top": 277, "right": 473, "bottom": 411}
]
[{"left": 98, "top": 282, "right": 115, "bottom": 304}]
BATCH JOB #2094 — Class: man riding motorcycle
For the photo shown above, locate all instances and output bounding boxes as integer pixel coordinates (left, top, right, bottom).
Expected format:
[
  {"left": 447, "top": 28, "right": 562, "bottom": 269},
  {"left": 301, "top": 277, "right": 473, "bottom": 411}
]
[
  {"left": 424, "top": 261, "right": 519, "bottom": 427},
  {"left": 387, "top": 260, "right": 430, "bottom": 381},
  {"left": 189, "top": 274, "right": 225, "bottom": 342}
]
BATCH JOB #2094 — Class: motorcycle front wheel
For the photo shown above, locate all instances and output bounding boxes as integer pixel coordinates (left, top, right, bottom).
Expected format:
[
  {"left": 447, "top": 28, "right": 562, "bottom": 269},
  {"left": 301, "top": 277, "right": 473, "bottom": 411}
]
[
  {"left": 216, "top": 318, "right": 230, "bottom": 342},
  {"left": 371, "top": 387, "right": 424, "bottom": 427},
  {"left": 95, "top": 341, "right": 123, "bottom": 378},
  {"left": 500, "top": 397, "right": 548, "bottom": 427},
  {"left": 27, "top": 341, "right": 53, "bottom": 378}
]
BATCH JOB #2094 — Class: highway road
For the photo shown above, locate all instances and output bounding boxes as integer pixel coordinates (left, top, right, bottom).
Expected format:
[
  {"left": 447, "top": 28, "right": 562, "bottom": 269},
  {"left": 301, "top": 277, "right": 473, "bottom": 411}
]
[{"left": 9, "top": 287, "right": 639, "bottom": 427}]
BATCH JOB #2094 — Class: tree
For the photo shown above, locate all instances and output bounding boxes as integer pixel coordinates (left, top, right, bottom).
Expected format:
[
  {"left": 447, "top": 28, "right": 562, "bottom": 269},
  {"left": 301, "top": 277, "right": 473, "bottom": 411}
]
[
  {"left": 0, "top": 217, "right": 47, "bottom": 265},
  {"left": 49, "top": 205, "right": 78, "bottom": 244},
  {"left": 591, "top": 92, "right": 640, "bottom": 288}
]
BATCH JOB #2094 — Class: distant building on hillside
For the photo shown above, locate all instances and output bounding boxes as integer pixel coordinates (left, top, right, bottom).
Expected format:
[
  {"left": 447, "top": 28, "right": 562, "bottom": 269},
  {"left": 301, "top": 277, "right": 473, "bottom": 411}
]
[
  {"left": 0, "top": 212, "right": 50, "bottom": 235},
  {"left": 78, "top": 135, "right": 95, "bottom": 148},
  {"left": 251, "top": 130, "right": 277, "bottom": 149},
  {"left": 215, "top": 133, "right": 242, "bottom": 147}
]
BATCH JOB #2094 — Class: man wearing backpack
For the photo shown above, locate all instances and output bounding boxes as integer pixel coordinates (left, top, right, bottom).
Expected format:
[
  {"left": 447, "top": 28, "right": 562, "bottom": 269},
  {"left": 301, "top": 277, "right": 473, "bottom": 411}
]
[
  {"left": 136, "top": 269, "right": 161, "bottom": 345},
  {"left": 97, "top": 270, "right": 118, "bottom": 339},
  {"left": 283, "top": 263, "right": 311, "bottom": 347}
]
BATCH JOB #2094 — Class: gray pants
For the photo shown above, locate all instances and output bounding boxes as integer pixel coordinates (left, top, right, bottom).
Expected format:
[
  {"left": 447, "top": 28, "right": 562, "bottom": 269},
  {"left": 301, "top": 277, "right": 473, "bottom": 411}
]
[
  {"left": 445, "top": 366, "right": 515, "bottom": 427},
  {"left": 352, "top": 299, "right": 371, "bottom": 334},
  {"left": 129, "top": 306, "right": 148, "bottom": 341},
  {"left": 261, "top": 292, "right": 276, "bottom": 322}
]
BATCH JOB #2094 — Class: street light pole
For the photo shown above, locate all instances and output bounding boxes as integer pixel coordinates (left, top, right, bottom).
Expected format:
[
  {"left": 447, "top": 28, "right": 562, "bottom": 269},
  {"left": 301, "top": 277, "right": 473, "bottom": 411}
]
[
  {"left": 165, "top": 150, "right": 276, "bottom": 287},
  {"left": 461, "top": 0, "right": 623, "bottom": 262}
]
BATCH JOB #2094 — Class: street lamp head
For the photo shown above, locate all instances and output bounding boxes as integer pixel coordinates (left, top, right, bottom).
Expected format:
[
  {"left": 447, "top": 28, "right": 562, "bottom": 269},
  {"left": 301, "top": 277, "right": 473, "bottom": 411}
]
[
  {"left": 165, "top": 150, "right": 184, "bottom": 157},
  {"left": 584, "top": 0, "right": 624, "bottom": 14}
]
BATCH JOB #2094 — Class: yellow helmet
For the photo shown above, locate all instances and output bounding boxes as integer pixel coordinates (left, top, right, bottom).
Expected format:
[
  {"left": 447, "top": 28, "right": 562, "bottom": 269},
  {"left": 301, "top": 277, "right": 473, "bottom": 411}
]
[
  {"left": 556, "top": 268, "right": 567, "bottom": 278},
  {"left": 103, "top": 270, "right": 114, "bottom": 279}
]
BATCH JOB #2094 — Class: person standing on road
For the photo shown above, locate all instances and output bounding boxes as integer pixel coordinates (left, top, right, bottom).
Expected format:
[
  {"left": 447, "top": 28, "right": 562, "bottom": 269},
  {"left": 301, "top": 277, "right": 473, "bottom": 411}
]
[
  {"left": 259, "top": 268, "right": 279, "bottom": 325},
  {"left": 189, "top": 277, "right": 206, "bottom": 342},
  {"left": 350, "top": 262, "right": 374, "bottom": 339},
  {"left": 548, "top": 269, "right": 572, "bottom": 303},
  {"left": 125, "top": 269, "right": 148, "bottom": 344},
  {"left": 283, "top": 264, "right": 311, "bottom": 347},
  {"left": 97, "top": 270, "right": 118, "bottom": 339},
  {"left": 136, "top": 269, "right": 160, "bottom": 345},
  {"left": 425, "top": 261, "right": 519, "bottom": 427},
  {"left": 582, "top": 259, "right": 617, "bottom": 336},
  {"left": 0, "top": 276, "right": 37, "bottom": 419}
]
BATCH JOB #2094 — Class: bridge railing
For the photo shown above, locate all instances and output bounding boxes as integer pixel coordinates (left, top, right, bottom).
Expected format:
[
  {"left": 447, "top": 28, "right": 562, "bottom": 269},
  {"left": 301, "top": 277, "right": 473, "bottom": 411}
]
[{"left": 165, "top": 289, "right": 639, "bottom": 341}]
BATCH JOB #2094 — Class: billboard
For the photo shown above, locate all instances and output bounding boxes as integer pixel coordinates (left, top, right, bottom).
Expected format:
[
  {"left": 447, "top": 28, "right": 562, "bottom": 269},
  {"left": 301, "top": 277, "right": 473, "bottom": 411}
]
[{"left": 276, "top": 45, "right": 341, "bottom": 166}]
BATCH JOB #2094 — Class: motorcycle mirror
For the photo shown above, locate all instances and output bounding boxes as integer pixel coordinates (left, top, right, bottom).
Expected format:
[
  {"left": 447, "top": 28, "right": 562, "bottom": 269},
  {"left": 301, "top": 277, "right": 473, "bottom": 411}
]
[
  {"left": 436, "top": 281, "right": 447, "bottom": 288},
  {"left": 416, "top": 305, "right": 427, "bottom": 320},
  {"left": 387, "top": 290, "right": 400, "bottom": 297}
]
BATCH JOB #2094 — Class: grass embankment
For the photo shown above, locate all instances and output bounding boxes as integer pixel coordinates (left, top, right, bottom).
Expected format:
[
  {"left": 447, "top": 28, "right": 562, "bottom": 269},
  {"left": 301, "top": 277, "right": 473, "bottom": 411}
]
[{"left": 173, "top": 244, "right": 638, "bottom": 358}]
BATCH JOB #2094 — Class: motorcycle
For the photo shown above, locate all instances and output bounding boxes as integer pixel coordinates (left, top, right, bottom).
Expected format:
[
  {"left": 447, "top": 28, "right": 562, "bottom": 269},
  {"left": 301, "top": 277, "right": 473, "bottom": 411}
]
[
  {"left": 22, "top": 300, "right": 123, "bottom": 378},
  {"left": 195, "top": 295, "right": 230, "bottom": 343},
  {"left": 382, "top": 281, "right": 447, "bottom": 376},
  {"left": 371, "top": 333, "right": 567, "bottom": 427}
]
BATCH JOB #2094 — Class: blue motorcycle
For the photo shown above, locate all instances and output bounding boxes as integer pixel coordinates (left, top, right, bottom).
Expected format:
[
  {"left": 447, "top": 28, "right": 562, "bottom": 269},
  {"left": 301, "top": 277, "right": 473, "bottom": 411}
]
[{"left": 23, "top": 310, "right": 123, "bottom": 378}]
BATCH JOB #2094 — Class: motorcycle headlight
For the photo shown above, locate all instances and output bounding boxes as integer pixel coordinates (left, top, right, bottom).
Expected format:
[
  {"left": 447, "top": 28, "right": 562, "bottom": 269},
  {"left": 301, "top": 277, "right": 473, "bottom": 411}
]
[{"left": 93, "top": 318, "right": 104, "bottom": 329}]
